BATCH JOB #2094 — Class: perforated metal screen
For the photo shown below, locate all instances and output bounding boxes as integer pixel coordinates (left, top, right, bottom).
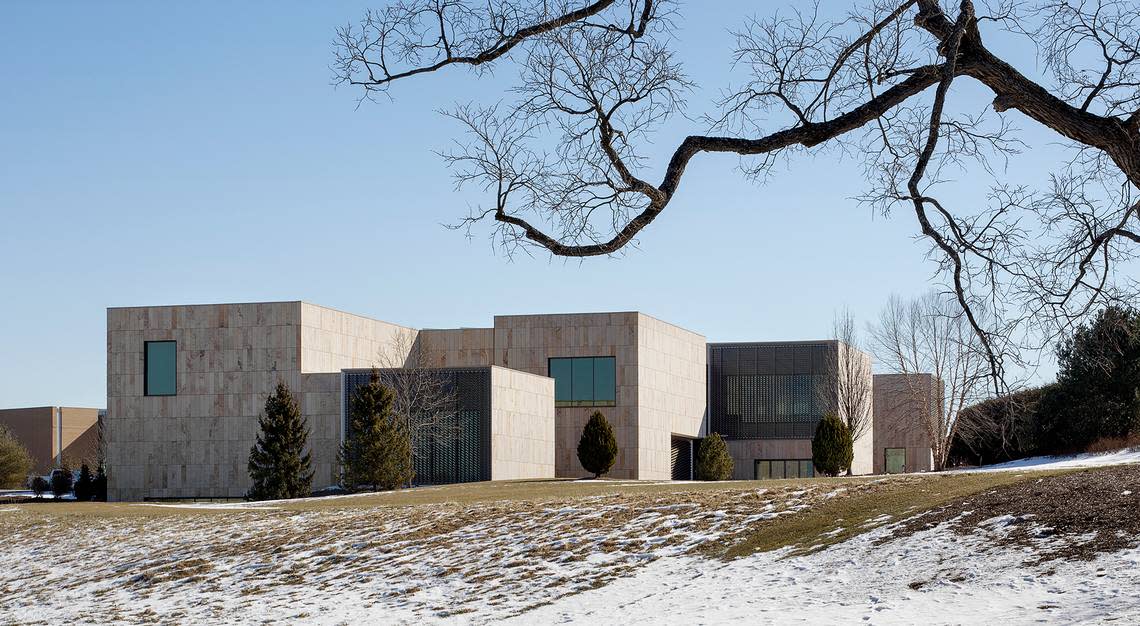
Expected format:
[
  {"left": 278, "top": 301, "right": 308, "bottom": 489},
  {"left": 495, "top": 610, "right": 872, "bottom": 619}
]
[
  {"left": 708, "top": 343, "right": 834, "bottom": 440},
  {"left": 343, "top": 368, "right": 492, "bottom": 485}
]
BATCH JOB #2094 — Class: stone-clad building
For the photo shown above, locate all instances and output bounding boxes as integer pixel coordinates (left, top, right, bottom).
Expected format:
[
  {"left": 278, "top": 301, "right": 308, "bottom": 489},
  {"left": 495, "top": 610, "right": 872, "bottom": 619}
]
[{"left": 105, "top": 300, "right": 934, "bottom": 501}]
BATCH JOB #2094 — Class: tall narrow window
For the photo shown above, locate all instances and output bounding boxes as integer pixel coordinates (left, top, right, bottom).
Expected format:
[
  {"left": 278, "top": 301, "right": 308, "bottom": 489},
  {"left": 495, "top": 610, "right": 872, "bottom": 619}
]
[
  {"left": 548, "top": 356, "right": 616, "bottom": 407},
  {"left": 144, "top": 340, "right": 177, "bottom": 396}
]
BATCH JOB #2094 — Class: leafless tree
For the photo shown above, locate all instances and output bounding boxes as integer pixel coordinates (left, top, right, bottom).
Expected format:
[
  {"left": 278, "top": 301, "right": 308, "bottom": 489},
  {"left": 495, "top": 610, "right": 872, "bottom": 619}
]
[
  {"left": 334, "top": 0, "right": 1140, "bottom": 389},
  {"left": 374, "top": 333, "right": 461, "bottom": 465},
  {"left": 869, "top": 291, "right": 990, "bottom": 469},
  {"left": 819, "top": 308, "right": 875, "bottom": 474}
]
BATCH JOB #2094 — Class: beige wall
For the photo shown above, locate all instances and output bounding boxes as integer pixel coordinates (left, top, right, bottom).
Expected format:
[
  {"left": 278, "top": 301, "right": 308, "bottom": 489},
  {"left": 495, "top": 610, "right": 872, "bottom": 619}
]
[
  {"left": 107, "top": 301, "right": 417, "bottom": 501},
  {"left": 635, "top": 314, "right": 707, "bottom": 480},
  {"left": 489, "top": 366, "right": 555, "bottom": 480},
  {"left": 0, "top": 407, "right": 101, "bottom": 475},
  {"left": 839, "top": 342, "right": 875, "bottom": 475},
  {"left": 873, "top": 373, "right": 936, "bottom": 473},
  {"left": 417, "top": 328, "right": 494, "bottom": 368},
  {"left": 491, "top": 312, "right": 641, "bottom": 478}
]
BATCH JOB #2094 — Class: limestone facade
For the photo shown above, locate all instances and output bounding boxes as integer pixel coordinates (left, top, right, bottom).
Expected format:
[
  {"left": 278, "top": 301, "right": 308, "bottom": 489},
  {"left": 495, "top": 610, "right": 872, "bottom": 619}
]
[{"left": 872, "top": 373, "right": 937, "bottom": 473}]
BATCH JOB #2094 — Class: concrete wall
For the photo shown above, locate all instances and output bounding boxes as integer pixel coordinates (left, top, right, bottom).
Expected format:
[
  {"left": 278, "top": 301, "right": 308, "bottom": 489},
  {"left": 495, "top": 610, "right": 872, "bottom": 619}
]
[
  {"left": 0, "top": 407, "right": 101, "bottom": 475},
  {"left": 873, "top": 373, "right": 936, "bottom": 473},
  {"left": 635, "top": 314, "right": 707, "bottom": 480},
  {"left": 489, "top": 366, "right": 556, "bottom": 480}
]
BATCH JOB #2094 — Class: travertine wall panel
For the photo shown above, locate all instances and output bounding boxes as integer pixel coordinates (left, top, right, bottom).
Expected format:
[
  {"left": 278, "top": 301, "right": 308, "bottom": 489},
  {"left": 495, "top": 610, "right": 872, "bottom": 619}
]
[
  {"left": 417, "top": 328, "right": 494, "bottom": 368},
  {"left": 635, "top": 314, "right": 707, "bottom": 480},
  {"left": 489, "top": 366, "right": 555, "bottom": 479},
  {"left": 873, "top": 373, "right": 936, "bottom": 473},
  {"left": 492, "top": 313, "right": 642, "bottom": 478}
]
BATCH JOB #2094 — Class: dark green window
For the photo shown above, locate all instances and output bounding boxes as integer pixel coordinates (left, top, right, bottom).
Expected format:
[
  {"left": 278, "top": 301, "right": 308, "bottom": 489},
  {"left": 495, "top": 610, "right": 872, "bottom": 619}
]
[
  {"left": 548, "top": 356, "right": 616, "bottom": 407},
  {"left": 144, "top": 340, "right": 177, "bottom": 396},
  {"left": 754, "top": 459, "right": 815, "bottom": 480}
]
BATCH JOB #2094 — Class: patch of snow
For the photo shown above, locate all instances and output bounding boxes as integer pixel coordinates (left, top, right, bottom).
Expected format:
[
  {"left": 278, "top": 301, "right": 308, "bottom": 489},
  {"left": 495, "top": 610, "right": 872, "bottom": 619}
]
[{"left": 955, "top": 446, "right": 1140, "bottom": 473}]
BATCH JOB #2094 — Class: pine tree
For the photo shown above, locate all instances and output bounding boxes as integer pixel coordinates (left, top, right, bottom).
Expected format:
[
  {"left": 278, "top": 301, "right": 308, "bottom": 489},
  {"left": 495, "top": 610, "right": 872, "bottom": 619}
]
[
  {"left": 51, "top": 463, "right": 73, "bottom": 499},
  {"left": 74, "top": 464, "right": 94, "bottom": 501},
  {"left": 577, "top": 411, "right": 618, "bottom": 478},
  {"left": 93, "top": 464, "right": 108, "bottom": 501},
  {"left": 695, "top": 433, "right": 734, "bottom": 481},
  {"left": 339, "top": 370, "right": 414, "bottom": 491},
  {"left": 247, "top": 382, "right": 314, "bottom": 501},
  {"left": 812, "top": 413, "right": 854, "bottom": 477}
]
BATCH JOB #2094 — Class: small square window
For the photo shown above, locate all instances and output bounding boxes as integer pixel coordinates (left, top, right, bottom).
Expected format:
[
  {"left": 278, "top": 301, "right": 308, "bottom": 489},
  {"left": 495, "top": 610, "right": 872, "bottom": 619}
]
[{"left": 144, "top": 340, "right": 177, "bottom": 396}]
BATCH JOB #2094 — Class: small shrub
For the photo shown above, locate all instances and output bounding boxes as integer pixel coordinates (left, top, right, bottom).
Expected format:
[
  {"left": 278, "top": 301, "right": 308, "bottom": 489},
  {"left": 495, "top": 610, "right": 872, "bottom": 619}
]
[
  {"left": 73, "top": 464, "right": 94, "bottom": 502},
  {"left": 695, "top": 433, "right": 734, "bottom": 481},
  {"left": 31, "top": 476, "right": 48, "bottom": 498},
  {"left": 812, "top": 413, "right": 853, "bottom": 477},
  {"left": 577, "top": 411, "right": 618, "bottom": 478},
  {"left": 50, "top": 466, "right": 73, "bottom": 499},
  {"left": 0, "top": 426, "right": 33, "bottom": 489},
  {"left": 1084, "top": 432, "right": 1140, "bottom": 454}
]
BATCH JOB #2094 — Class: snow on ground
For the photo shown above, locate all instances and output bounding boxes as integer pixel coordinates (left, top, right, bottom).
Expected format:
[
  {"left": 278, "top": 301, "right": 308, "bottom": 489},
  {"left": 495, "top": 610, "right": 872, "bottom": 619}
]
[
  {"left": 0, "top": 485, "right": 820, "bottom": 624},
  {"left": 955, "top": 446, "right": 1140, "bottom": 473},
  {"left": 509, "top": 518, "right": 1140, "bottom": 625}
]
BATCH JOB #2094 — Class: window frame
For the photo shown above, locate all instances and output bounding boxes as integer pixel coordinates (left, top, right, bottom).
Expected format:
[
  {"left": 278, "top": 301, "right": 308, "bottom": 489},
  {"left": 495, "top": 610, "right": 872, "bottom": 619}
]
[
  {"left": 885, "top": 447, "right": 907, "bottom": 474},
  {"left": 548, "top": 356, "right": 617, "bottom": 408},
  {"left": 143, "top": 340, "right": 178, "bottom": 397}
]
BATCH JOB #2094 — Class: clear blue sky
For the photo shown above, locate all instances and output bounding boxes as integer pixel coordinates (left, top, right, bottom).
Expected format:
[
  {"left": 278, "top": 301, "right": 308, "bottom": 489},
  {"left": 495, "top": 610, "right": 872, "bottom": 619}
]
[{"left": 1, "top": 2, "right": 1067, "bottom": 407}]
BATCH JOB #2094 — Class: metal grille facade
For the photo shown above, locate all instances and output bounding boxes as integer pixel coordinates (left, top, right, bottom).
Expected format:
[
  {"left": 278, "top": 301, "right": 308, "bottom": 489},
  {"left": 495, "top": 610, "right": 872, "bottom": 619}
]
[
  {"left": 708, "top": 343, "right": 834, "bottom": 440},
  {"left": 342, "top": 368, "right": 492, "bottom": 486}
]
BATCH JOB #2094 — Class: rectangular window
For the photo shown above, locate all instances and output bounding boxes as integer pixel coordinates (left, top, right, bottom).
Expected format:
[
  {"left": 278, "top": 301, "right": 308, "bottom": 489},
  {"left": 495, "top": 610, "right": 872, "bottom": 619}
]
[
  {"left": 549, "top": 356, "right": 616, "bottom": 407},
  {"left": 144, "top": 340, "right": 177, "bottom": 396},
  {"left": 754, "top": 459, "right": 814, "bottom": 480}
]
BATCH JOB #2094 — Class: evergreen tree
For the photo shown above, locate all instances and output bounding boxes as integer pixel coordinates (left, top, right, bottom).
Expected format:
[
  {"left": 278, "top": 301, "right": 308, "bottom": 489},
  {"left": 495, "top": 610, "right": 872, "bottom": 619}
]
[
  {"left": 247, "top": 382, "right": 314, "bottom": 501},
  {"left": 812, "top": 413, "right": 854, "bottom": 477},
  {"left": 1037, "top": 306, "right": 1140, "bottom": 452},
  {"left": 51, "top": 464, "right": 73, "bottom": 499},
  {"left": 695, "top": 433, "right": 734, "bottom": 481},
  {"left": 74, "top": 464, "right": 94, "bottom": 501},
  {"left": 577, "top": 411, "right": 618, "bottom": 478},
  {"left": 339, "top": 370, "right": 414, "bottom": 491},
  {"left": 93, "top": 464, "right": 108, "bottom": 502}
]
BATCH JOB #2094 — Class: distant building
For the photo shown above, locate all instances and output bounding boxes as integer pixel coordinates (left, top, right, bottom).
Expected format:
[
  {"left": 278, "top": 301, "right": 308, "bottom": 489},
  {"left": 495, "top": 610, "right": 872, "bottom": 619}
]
[
  {"left": 0, "top": 406, "right": 102, "bottom": 474},
  {"left": 872, "top": 374, "right": 938, "bottom": 473}
]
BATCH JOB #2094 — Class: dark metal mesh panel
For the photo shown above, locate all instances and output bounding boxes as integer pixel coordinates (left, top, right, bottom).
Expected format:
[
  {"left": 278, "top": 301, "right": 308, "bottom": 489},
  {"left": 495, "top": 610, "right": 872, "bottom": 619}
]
[
  {"left": 709, "top": 343, "right": 835, "bottom": 440},
  {"left": 670, "top": 437, "right": 693, "bottom": 480},
  {"left": 343, "top": 368, "right": 492, "bottom": 485}
]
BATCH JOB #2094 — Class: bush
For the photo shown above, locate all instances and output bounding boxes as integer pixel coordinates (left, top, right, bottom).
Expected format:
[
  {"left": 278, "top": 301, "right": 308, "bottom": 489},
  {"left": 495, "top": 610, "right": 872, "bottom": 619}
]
[
  {"left": 812, "top": 413, "right": 853, "bottom": 477},
  {"left": 247, "top": 382, "right": 314, "bottom": 501},
  {"left": 695, "top": 433, "right": 734, "bottom": 481},
  {"left": 577, "top": 411, "right": 618, "bottom": 478},
  {"left": 339, "top": 370, "right": 414, "bottom": 491},
  {"left": 952, "top": 385, "right": 1050, "bottom": 465},
  {"left": 73, "top": 464, "right": 94, "bottom": 502},
  {"left": 93, "top": 465, "right": 108, "bottom": 502},
  {"left": 50, "top": 466, "right": 73, "bottom": 499},
  {"left": 31, "top": 476, "right": 48, "bottom": 498},
  {"left": 0, "top": 425, "right": 33, "bottom": 489},
  {"left": 1037, "top": 306, "right": 1140, "bottom": 453}
]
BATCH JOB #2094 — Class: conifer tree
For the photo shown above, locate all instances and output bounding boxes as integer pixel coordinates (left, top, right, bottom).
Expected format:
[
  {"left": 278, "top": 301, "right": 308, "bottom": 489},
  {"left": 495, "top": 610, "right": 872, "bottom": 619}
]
[
  {"left": 93, "top": 464, "right": 108, "bottom": 502},
  {"left": 812, "top": 413, "right": 854, "bottom": 477},
  {"left": 73, "top": 464, "right": 94, "bottom": 501},
  {"left": 247, "top": 381, "right": 314, "bottom": 501},
  {"left": 577, "top": 411, "right": 618, "bottom": 478},
  {"left": 695, "top": 433, "right": 734, "bottom": 481},
  {"left": 339, "top": 370, "right": 414, "bottom": 491}
]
